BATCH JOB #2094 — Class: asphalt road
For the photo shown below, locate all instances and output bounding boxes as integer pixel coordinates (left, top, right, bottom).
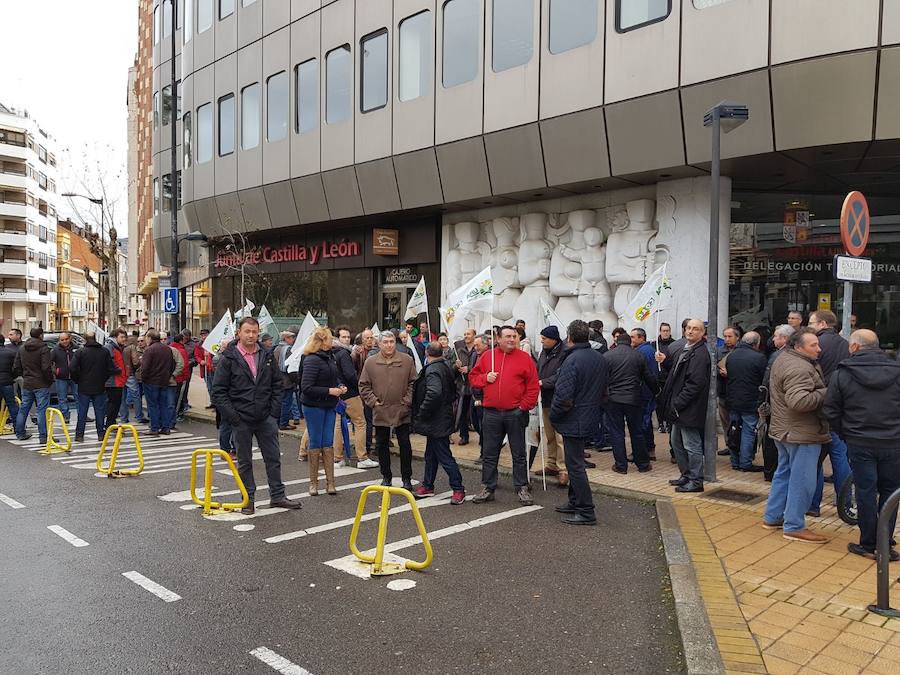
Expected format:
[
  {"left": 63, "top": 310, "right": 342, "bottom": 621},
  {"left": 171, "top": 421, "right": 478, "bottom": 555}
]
[{"left": 0, "top": 417, "right": 685, "bottom": 674}]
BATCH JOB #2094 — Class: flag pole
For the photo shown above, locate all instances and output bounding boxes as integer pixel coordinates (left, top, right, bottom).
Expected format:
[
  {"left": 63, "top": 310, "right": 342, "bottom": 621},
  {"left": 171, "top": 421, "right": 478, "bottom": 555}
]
[{"left": 537, "top": 398, "right": 547, "bottom": 491}]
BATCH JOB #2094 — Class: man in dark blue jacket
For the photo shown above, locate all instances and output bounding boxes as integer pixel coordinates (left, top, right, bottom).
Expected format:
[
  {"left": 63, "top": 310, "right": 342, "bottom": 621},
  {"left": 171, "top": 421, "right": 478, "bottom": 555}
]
[
  {"left": 631, "top": 327, "right": 661, "bottom": 460},
  {"left": 605, "top": 332, "right": 658, "bottom": 474},
  {"left": 212, "top": 317, "right": 301, "bottom": 515},
  {"left": 723, "top": 332, "right": 767, "bottom": 472},
  {"left": 550, "top": 320, "right": 609, "bottom": 526},
  {"left": 0, "top": 335, "right": 19, "bottom": 431}
]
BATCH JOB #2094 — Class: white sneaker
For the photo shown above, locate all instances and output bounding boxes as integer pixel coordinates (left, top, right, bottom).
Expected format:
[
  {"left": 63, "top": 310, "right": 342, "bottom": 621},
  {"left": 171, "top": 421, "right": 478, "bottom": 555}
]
[
  {"left": 357, "top": 458, "right": 379, "bottom": 469},
  {"left": 335, "top": 459, "right": 346, "bottom": 467}
]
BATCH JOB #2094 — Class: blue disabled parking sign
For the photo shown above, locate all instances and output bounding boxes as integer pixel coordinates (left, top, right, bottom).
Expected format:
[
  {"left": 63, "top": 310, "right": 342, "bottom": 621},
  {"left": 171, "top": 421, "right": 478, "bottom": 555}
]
[{"left": 164, "top": 288, "right": 179, "bottom": 314}]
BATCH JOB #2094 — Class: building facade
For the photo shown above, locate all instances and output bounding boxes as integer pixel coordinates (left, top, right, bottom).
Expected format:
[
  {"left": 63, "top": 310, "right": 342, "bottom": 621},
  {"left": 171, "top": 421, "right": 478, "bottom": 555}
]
[
  {"left": 56, "top": 218, "right": 101, "bottom": 334},
  {"left": 0, "top": 103, "right": 59, "bottom": 332},
  {"left": 152, "top": 1, "right": 900, "bottom": 344}
]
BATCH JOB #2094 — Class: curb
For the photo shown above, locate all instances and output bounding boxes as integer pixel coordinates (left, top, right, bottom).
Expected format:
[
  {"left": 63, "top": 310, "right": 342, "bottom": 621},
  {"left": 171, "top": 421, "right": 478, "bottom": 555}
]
[{"left": 657, "top": 500, "right": 725, "bottom": 675}]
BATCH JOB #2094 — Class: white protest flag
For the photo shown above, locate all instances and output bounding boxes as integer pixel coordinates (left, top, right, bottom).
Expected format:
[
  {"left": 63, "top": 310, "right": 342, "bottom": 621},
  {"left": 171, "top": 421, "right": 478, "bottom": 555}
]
[
  {"left": 623, "top": 264, "right": 673, "bottom": 324},
  {"left": 404, "top": 277, "right": 429, "bottom": 321},
  {"left": 439, "top": 266, "right": 494, "bottom": 335},
  {"left": 410, "top": 341, "right": 424, "bottom": 373},
  {"left": 256, "top": 304, "right": 277, "bottom": 337},
  {"left": 234, "top": 299, "right": 255, "bottom": 320},
  {"left": 87, "top": 320, "right": 107, "bottom": 345},
  {"left": 371, "top": 322, "right": 381, "bottom": 339},
  {"left": 539, "top": 297, "right": 567, "bottom": 342},
  {"left": 202, "top": 309, "right": 235, "bottom": 355},
  {"left": 285, "top": 311, "right": 319, "bottom": 373}
]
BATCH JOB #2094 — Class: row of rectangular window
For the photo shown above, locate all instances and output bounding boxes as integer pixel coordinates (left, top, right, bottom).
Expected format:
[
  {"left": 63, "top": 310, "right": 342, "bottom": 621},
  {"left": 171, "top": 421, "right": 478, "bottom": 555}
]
[
  {"left": 154, "top": 0, "right": 715, "bottom": 51},
  {"left": 152, "top": 171, "right": 183, "bottom": 215}
]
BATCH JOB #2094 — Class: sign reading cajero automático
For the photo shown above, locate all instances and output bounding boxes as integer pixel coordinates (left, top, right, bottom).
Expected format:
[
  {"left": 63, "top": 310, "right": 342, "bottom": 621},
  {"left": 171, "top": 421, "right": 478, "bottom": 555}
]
[{"left": 372, "top": 228, "right": 399, "bottom": 256}]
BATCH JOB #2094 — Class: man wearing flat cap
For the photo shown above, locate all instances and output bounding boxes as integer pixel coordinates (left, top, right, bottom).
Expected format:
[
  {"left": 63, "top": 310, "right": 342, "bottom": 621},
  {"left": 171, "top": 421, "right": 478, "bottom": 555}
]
[{"left": 537, "top": 325, "right": 568, "bottom": 485}]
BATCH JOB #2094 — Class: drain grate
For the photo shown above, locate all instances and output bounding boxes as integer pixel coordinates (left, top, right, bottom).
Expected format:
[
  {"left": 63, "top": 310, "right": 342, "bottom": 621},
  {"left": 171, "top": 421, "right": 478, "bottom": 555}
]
[{"left": 701, "top": 488, "right": 765, "bottom": 505}]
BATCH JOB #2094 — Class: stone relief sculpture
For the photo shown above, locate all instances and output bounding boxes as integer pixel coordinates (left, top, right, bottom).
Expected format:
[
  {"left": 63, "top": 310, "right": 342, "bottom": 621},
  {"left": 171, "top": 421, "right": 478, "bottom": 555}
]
[
  {"left": 442, "top": 195, "right": 669, "bottom": 338},
  {"left": 490, "top": 217, "right": 522, "bottom": 323}
]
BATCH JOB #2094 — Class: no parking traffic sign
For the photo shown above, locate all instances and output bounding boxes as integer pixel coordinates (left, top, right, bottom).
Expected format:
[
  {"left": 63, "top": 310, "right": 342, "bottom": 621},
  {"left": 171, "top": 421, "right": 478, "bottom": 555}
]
[{"left": 840, "top": 191, "right": 870, "bottom": 257}]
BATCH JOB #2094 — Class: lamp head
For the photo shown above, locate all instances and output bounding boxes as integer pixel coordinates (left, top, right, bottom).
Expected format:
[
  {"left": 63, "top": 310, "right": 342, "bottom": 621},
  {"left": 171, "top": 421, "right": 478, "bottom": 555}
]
[{"left": 703, "top": 101, "right": 749, "bottom": 133}]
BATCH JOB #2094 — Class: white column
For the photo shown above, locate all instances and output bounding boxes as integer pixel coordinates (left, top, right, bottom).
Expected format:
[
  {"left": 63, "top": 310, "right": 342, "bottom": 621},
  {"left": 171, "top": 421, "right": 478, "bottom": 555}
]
[{"left": 655, "top": 176, "right": 731, "bottom": 332}]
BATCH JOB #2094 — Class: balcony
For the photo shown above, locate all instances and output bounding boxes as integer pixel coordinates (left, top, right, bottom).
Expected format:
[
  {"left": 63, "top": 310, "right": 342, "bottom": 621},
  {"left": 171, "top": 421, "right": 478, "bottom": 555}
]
[
  {"left": 0, "top": 277, "right": 27, "bottom": 298},
  {"left": 0, "top": 173, "right": 27, "bottom": 191},
  {"left": 0, "top": 259, "right": 27, "bottom": 276}
]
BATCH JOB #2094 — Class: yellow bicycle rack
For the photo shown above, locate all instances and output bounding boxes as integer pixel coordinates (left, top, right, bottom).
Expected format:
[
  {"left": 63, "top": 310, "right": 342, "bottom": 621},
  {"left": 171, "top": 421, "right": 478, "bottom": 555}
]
[
  {"left": 348, "top": 485, "right": 434, "bottom": 576},
  {"left": 40, "top": 407, "right": 72, "bottom": 455},
  {"left": 0, "top": 396, "right": 20, "bottom": 435},
  {"left": 96, "top": 424, "right": 144, "bottom": 477},
  {"left": 189, "top": 449, "right": 249, "bottom": 516}
]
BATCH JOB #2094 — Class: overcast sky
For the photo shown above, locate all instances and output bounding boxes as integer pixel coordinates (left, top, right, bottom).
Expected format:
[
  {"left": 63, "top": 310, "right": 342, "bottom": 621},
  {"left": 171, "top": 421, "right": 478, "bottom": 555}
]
[{"left": 0, "top": 1, "right": 138, "bottom": 234}]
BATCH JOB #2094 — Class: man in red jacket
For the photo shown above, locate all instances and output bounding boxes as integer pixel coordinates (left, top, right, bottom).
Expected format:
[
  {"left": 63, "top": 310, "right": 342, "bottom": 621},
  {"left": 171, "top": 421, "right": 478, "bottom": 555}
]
[
  {"left": 171, "top": 333, "right": 190, "bottom": 421},
  {"left": 468, "top": 325, "right": 540, "bottom": 505}
]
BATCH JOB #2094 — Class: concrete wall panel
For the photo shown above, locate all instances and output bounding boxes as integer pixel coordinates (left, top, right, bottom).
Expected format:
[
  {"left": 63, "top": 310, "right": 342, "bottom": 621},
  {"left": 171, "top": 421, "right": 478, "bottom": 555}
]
[
  {"left": 484, "top": 0, "right": 540, "bottom": 133},
  {"left": 435, "top": 0, "right": 483, "bottom": 145},
  {"left": 263, "top": 180, "right": 301, "bottom": 229},
  {"left": 605, "top": 91, "right": 684, "bottom": 176},
  {"left": 540, "top": 108, "right": 610, "bottom": 187},
  {"left": 214, "top": 52, "right": 239, "bottom": 195},
  {"left": 605, "top": 0, "right": 680, "bottom": 103},
  {"left": 238, "top": 0, "right": 263, "bottom": 49},
  {"left": 356, "top": 158, "right": 402, "bottom": 214},
  {"left": 877, "top": 47, "right": 900, "bottom": 140},
  {"left": 483, "top": 123, "right": 546, "bottom": 195},
  {"left": 436, "top": 137, "right": 491, "bottom": 202},
  {"left": 237, "top": 41, "right": 263, "bottom": 190},
  {"left": 772, "top": 51, "right": 877, "bottom": 150},
  {"left": 215, "top": 192, "right": 245, "bottom": 236},
  {"left": 885, "top": 2, "right": 900, "bottom": 46},
  {"left": 681, "top": 0, "right": 768, "bottom": 86},
  {"left": 264, "top": 0, "right": 291, "bottom": 35},
  {"left": 771, "top": 0, "right": 879, "bottom": 65},
  {"left": 238, "top": 187, "right": 273, "bottom": 232},
  {"left": 392, "top": 0, "right": 436, "bottom": 155},
  {"left": 393, "top": 148, "right": 443, "bottom": 209},
  {"left": 681, "top": 69, "right": 773, "bottom": 165},
  {"left": 214, "top": 2, "right": 238, "bottom": 61},
  {"left": 321, "top": 0, "right": 355, "bottom": 171},
  {"left": 354, "top": 0, "right": 393, "bottom": 163},
  {"left": 192, "top": 65, "right": 216, "bottom": 200},
  {"left": 291, "top": 174, "right": 330, "bottom": 224},
  {"left": 321, "top": 167, "right": 364, "bottom": 220},
  {"left": 262, "top": 26, "right": 291, "bottom": 185},
  {"left": 291, "top": 0, "right": 321, "bottom": 22},
  {"left": 290, "top": 13, "right": 322, "bottom": 177}
]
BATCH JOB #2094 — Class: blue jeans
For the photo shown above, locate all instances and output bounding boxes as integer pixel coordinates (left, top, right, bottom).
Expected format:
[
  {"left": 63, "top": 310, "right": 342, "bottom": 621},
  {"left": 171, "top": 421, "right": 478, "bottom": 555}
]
[
  {"left": 303, "top": 405, "right": 336, "bottom": 450},
  {"left": 279, "top": 387, "right": 296, "bottom": 427},
  {"left": 123, "top": 375, "right": 145, "bottom": 422},
  {"left": 218, "top": 416, "right": 234, "bottom": 452},
  {"left": 848, "top": 445, "right": 900, "bottom": 552},
  {"left": 729, "top": 411, "right": 759, "bottom": 470},
  {"left": 53, "top": 379, "right": 77, "bottom": 422},
  {"left": 16, "top": 388, "right": 50, "bottom": 440},
  {"left": 641, "top": 399, "right": 656, "bottom": 451},
  {"left": 810, "top": 432, "right": 853, "bottom": 511},
  {"left": 764, "top": 441, "right": 820, "bottom": 533},
  {"left": 75, "top": 392, "right": 107, "bottom": 439},
  {"left": 204, "top": 372, "right": 214, "bottom": 403},
  {"left": 670, "top": 423, "right": 704, "bottom": 483},
  {"left": 1, "top": 383, "right": 20, "bottom": 424},
  {"left": 144, "top": 383, "right": 173, "bottom": 433},
  {"left": 422, "top": 434, "right": 464, "bottom": 492}
]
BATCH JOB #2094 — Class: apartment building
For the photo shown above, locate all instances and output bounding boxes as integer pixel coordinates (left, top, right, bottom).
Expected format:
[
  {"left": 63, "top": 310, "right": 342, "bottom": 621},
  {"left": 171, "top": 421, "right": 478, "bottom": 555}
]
[{"left": 0, "top": 103, "right": 59, "bottom": 331}]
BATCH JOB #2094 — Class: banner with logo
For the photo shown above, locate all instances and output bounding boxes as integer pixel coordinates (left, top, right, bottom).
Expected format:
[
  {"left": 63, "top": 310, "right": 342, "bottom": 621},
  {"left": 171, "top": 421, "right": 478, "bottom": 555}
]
[
  {"left": 404, "top": 277, "right": 428, "bottom": 321},
  {"left": 439, "top": 266, "right": 494, "bottom": 334},
  {"left": 202, "top": 310, "right": 235, "bottom": 355},
  {"left": 624, "top": 264, "right": 672, "bottom": 323}
]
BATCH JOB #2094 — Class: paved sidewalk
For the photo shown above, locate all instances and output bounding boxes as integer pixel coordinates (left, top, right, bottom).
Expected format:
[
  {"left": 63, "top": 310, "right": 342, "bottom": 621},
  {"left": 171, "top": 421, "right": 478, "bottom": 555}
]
[{"left": 186, "top": 374, "right": 900, "bottom": 674}]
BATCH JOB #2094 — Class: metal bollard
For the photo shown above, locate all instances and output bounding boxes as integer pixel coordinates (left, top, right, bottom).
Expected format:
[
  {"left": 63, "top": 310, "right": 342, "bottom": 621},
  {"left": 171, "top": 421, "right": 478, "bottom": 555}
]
[
  {"left": 0, "top": 399, "right": 11, "bottom": 435},
  {"left": 96, "top": 424, "right": 144, "bottom": 478},
  {"left": 348, "top": 484, "right": 433, "bottom": 576},
  {"left": 189, "top": 449, "right": 249, "bottom": 516},
  {"left": 40, "top": 407, "right": 72, "bottom": 455},
  {"left": 867, "top": 486, "right": 900, "bottom": 618}
]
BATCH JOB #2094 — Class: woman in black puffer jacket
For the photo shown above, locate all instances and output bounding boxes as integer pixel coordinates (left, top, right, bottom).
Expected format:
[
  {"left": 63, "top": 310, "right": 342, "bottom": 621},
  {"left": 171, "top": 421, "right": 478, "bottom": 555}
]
[{"left": 300, "top": 327, "right": 346, "bottom": 495}]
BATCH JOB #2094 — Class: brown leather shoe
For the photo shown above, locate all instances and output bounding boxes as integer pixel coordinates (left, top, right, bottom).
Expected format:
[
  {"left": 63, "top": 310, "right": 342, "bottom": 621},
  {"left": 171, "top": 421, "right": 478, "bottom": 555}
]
[
  {"left": 783, "top": 529, "right": 828, "bottom": 544},
  {"left": 536, "top": 467, "right": 560, "bottom": 476},
  {"left": 761, "top": 520, "right": 783, "bottom": 530}
]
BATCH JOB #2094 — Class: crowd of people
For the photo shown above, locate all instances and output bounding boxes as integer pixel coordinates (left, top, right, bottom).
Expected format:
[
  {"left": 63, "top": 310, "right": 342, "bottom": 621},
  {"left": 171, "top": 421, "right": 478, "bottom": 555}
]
[{"left": 3, "top": 306, "right": 897, "bottom": 554}]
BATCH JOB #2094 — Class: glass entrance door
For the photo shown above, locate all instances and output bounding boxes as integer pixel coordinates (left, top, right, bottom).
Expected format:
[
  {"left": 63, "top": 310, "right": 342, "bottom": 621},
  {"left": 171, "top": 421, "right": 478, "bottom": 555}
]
[{"left": 380, "top": 284, "right": 418, "bottom": 331}]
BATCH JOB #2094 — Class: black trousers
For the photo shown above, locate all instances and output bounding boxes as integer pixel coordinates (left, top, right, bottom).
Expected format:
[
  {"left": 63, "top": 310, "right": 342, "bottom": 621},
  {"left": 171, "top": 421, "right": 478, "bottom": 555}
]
[
  {"left": 232, "top": 415, "right": 285, "bottom": 502},
  {"left": 456, "top": 394, "right": 472, "bottom": 442},
  {"left": 375, "top": 423, "right": 412, "bottom": 482},
  {"left": 105, "top": 387, "right": 123, "bottom": 430},
  {"left": 563, "top": 435, "right": 595, "bottom": 517},
  {"left": 606, "top": 400, "right": 650, "bottom": 470},
  {"left": 364, "top": 404, "right": 374, "bottom": 453},
  {"left": 762, "top": 417, "right": 778, "bottom": 481},
  {"left": 481, "top": 408, "right": 528, "bottom": 491}
]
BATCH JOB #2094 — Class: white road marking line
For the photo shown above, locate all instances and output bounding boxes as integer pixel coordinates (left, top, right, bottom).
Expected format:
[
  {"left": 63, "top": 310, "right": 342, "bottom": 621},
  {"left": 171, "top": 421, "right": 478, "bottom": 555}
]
[
  {"left": 121, "top": 571, "right": 182, "bottom": 602},
  {"left": 69, "top": 449, "right": 215, "bottom": 469},
  {"left": 195, "top": 478, "right": 399, "bottom": 520},
  {"left": 16, "top": 431, "right": 199, "bottom": 451},
  {"left": 324, "top": 505, "right": 542, "bottom": 579},
  {"left": 158, "top": 466, "right": 365, "bottom": 502},
  {"left": 65, "top": 446, "right": 211, "bottom": 466},
  {"left": 250, "top": 646, "right": 313, "bottom": 675},
  {"left": 0, "top": 493, "right": 25, "bottom": 509},
  {"left": 54, "top": 437, "right": 215, "bottom": 459},
  {"left": 47, "top": 525, "right": 89, "bottom": 547},
  {"left": 265, "top": 492, "right": 458, "bottom": 543}
]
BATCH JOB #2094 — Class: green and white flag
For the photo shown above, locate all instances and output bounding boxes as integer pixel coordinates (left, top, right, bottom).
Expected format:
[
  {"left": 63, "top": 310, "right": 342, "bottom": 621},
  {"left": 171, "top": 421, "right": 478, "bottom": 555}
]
[
  {"left": 86, "top": 320, "right": 107, "bottom": 345},
  {"left": 439, "top": 266, "right": 494, "bottom": 334},
  {"left": 234, "top": 299, "right": 255, "bottom": 320},
  {"left": 624, "top": 264, "right": 673, "bottom": 323},
  {"left": 404, "top": 277, "right": 429, "bottom": 321},
  {"left": 256, "top": 304, "right": 277, "bottom": 338},
  {"left": 202, "top": 309, "right": 235, "bottom": 355},
  {"left": 539, "top": 297, "right": 567, "bottom": 342}
]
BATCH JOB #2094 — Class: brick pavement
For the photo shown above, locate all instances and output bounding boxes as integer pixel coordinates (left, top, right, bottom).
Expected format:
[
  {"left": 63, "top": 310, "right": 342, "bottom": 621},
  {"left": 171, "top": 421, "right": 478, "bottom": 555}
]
[{"left": 186, "top": 375, "right": 900, "bottom": 674}]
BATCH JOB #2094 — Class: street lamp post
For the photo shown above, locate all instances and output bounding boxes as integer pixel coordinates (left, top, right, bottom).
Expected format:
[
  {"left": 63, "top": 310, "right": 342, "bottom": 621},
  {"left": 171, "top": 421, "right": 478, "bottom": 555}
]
[
  {"left": 62, "top": 191, "right": 115, "bottom": 328},
  {"left": 173, "top": 232, "right": 208, "bottom": 334},
  {"left": 702, "top": 101, "right": 749, "bottom": 483},
  {"left": 170, "top": 5, "right": 179, "bottom": 337}
]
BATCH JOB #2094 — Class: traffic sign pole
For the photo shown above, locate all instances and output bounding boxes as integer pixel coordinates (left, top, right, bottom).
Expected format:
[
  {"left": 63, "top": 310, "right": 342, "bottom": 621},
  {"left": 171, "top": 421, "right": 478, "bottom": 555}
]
[
  {"left": 838, "top": 191, "right": 871, "bottom": 337},
  {"left": 842, "top": 282, "right": 853, "bottom": 338}
]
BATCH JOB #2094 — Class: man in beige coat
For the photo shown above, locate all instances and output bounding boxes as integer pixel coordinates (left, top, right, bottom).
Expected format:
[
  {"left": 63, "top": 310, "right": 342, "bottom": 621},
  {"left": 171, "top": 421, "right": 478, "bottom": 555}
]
[
  {"left": 359, "top": 331, "right": 417, "bottom": 490},
  {"left": 763, "top": 327, "right": 830, "bottom": 544}
]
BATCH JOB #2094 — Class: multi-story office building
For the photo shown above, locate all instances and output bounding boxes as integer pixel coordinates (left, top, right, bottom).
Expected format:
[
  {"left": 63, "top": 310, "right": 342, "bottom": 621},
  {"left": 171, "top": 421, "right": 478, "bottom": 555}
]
[
  {"left": 0, "top": 103, "right": 59, "bottom": 331},
  {"left": 152, "top": 1, "right": 900, "bottom": 345}
]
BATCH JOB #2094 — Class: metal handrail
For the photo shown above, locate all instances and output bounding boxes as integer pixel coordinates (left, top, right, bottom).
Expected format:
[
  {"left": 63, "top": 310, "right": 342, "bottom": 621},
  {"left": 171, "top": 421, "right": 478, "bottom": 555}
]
[{"left": 867, "top": 486, "right": 900, "bottom": 618}]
